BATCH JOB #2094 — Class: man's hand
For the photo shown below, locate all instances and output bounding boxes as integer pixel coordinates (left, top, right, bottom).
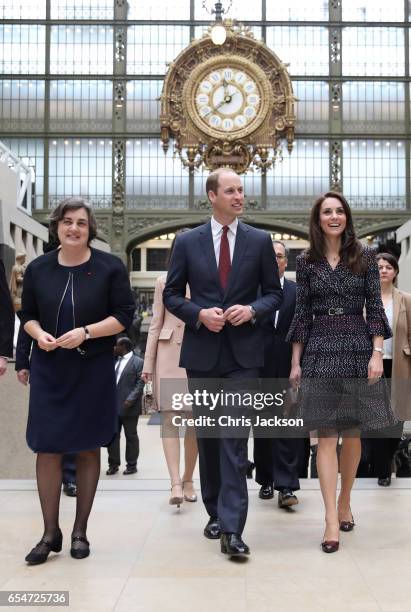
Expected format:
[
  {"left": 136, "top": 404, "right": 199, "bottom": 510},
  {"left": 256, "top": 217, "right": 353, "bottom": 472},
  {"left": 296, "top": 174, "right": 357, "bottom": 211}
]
[
  {"left": 0, "top": 356, "right": 7, "bottom": 377},
  {"left": 17, "top": 369, "right": 30, "bottom": 385},
  {"left": 37, "top": 331, "right": 58, "bottom": 352},
  {"left": 224, "top": 305, "right": 253, "bottom": 326},
  {"left": 56, "top": 327, "right": 86, "bottom": 350},
  {"left": 124, "top": 399, "right": 133, "bottom": 409},
  {"left": 199, "top": 307, "right": 225, "bottom": 332}
]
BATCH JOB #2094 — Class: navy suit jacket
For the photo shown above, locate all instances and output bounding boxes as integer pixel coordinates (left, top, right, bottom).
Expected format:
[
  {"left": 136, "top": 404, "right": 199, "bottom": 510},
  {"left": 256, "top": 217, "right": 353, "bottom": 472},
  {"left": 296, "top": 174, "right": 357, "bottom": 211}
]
[
  {"left": 163, "top": 220, "right": 283, "bottom": 371},
  {"left": 0, "top": 260, "right": 14, "bottom": 358},
  {"left": 261, "top": 278, "right": 296, "bottom": 379}
]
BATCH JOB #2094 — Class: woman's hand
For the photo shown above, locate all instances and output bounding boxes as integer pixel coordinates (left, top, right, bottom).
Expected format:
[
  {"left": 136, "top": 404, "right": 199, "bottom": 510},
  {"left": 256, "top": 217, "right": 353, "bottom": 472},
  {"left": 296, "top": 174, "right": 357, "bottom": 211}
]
[
  {"left": 37, "top": 331, "right": 58, "bottom": 352},
  {"left": 141, "top": 372, "right": 152, "bottom": 384},
  {"left": 368, "top": 352, "right": 383, "bottom": 384},
  {"left": 289, "top": 363, "right": 302, "bottom": 389},
  {"left": 56, "top": 327, "right": 86, "bottom": 350}
]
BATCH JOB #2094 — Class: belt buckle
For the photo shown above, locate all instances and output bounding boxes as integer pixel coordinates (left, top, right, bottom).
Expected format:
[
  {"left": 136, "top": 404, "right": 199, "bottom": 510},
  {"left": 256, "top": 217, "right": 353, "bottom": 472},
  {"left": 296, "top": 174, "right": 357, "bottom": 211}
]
[{"left": 328, "top": 307, "right": 343, "bottom": 316}]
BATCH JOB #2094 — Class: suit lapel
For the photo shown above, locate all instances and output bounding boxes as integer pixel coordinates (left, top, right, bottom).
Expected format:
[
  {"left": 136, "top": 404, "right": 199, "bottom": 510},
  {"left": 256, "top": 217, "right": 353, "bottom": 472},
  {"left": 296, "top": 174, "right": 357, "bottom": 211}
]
[
  {"left": 118, "top": 355, "right": 134, "bottom": 384},
  {"left": 199, "top": 221, "right": 222, "bottom": 297},
  {"left": 276, "top": 279, "right": 289, "bottom": 327},
  {"left": 223, "top": 222, "right": 248, "bottom": 301}
]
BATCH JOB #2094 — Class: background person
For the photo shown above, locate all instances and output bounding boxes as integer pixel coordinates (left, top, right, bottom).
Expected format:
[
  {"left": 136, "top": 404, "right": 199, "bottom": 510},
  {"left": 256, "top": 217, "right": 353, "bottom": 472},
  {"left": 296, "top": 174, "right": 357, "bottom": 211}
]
[
  {"left": 142, "top": 230, "right": 198, "bottom": 508},
  {"left": 363, "top": 253, "right": 411, "bottom": 485},
  {"left": 288, "top": 191, "right": 394, "bottom": 554},
  {"left": 255, "top": 240, "right": 302, "bottom": 509},
  {"left": 20, "top": 197, "right": 134, "bottom": 564},
  {"left": 0, "top": 258, "right": 15, "bottom": 376},
  {"left": 107, "top": 336, "right": 144, "bottom": 476}
]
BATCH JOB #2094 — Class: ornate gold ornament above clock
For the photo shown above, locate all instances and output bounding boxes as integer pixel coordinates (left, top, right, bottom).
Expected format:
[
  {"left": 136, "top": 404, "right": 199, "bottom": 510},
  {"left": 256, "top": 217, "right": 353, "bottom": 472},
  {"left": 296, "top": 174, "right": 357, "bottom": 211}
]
[{"left": 160, "top": 20, "right": 296, "bottom": 174}]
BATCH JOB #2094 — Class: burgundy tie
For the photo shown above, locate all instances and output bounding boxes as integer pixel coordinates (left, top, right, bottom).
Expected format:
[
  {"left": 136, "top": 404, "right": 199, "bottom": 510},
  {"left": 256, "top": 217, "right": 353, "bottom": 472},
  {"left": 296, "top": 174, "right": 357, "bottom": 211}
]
[{"left": 218, "top": 225, "right": 231, "bottom": 290}]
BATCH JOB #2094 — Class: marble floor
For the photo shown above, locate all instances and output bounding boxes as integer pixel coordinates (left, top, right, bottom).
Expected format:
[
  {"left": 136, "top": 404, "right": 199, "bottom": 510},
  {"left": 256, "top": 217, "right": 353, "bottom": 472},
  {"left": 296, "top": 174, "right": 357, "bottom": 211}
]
[{"left": 1, "top": 420, "right": 411, "bottom": 612}]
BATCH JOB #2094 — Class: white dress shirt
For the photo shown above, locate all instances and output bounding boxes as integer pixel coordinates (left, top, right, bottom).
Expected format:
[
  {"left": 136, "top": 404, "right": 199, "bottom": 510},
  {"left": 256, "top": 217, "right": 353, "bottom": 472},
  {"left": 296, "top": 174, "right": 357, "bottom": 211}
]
[
  {"left": 210, "top": 216, "right": 238, "bottom": 265},
  {"left": 115, "top": 350, "right": 133, "bottom": 383},
  {"left": 383, "top": 299, "right": 393, "bottom": 359},
  {"left": 274, "top": 275, "right": 285, "bottom": 328}
]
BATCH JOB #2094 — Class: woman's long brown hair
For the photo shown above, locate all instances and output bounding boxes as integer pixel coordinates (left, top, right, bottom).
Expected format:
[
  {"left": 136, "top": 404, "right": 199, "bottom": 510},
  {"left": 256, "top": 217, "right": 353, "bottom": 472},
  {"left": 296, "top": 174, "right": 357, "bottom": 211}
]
[{"left": 307, "top": 191, "right": 365, "bottom": 274}]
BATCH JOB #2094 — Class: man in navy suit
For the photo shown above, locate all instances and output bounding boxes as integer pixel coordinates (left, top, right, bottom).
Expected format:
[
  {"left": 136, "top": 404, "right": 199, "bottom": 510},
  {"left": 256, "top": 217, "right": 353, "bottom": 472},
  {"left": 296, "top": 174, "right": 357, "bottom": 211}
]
[
  {"left": 163, "top": 168, "right": 282, "bottom": 557},
  {"left": 256, "top": 241, "right": 305, "bottom": 507},
  {"left": 0, "top": 259, "right": 14, "bottom": 376}
]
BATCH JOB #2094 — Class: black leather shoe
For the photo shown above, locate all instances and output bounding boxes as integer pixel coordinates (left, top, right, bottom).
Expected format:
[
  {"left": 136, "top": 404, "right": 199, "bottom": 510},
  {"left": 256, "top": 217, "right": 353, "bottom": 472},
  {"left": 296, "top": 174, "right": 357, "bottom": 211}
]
[
  {"left": 278, "top": 489, "right": 299, "bottom": 508},
  {"left": 63, "top": 483, "right": 77, "bottom": 497},
  {"left": 123, "top": 466, "right": 137, "bottom": 475},
  {"left": 70, "top": 535, "right": 90, "bottom": 559},
  {"left": 25, "top": 529, "right": 63, "bottom": 565},
  {"left": 378, "top": 476, "right": 391, "bottom": 487},
  {"left": 221, "top": 533, "right": 250, "bottom": 556},
  {"left": 258, "top": 484, "right": 274, "bottom": 500},
  {"left": 106, "top": 466, "right": 119, "bottom": 476},
  {"left": 203, "top": 518, "right": 221, "bottom": 539}
]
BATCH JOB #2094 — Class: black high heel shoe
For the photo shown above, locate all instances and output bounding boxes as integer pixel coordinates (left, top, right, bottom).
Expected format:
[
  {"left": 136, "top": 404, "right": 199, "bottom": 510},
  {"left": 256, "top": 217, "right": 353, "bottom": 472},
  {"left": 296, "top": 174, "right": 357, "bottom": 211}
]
[
  {"left": 25, "top": 529, "right": 63, "bottom": 565},
  {"left": 70, "top": 535, "right": 90, "bottom": 559}
]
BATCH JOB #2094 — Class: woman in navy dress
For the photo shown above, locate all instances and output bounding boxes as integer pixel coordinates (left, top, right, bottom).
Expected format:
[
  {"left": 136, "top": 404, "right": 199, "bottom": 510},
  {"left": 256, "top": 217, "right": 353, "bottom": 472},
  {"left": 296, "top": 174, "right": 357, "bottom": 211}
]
[
  {"left": 287, "top": 191, "right": 395, "bottom": 554},
  {"left": 20, "top": 198, "right": 134, "bottom": 564}
]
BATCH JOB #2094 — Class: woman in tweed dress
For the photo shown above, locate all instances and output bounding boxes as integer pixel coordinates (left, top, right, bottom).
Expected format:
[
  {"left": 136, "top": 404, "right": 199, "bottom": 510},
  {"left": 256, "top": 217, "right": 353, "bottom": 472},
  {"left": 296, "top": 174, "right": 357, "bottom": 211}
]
[{"left": 287, "top": 191, "right": 394, "bottom": 554}]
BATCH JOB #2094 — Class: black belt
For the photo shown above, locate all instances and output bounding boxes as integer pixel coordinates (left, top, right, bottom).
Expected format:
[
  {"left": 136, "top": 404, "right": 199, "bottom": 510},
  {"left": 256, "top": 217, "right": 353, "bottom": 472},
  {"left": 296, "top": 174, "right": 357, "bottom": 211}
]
[{"left": 314, "top": 307, "right": 363, "bottom": 317}]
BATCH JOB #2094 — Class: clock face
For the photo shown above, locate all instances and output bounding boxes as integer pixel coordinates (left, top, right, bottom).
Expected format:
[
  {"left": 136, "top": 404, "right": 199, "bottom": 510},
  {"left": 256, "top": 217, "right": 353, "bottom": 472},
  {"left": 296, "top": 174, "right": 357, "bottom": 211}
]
[{"left": 194, "top": 66, "right": 262, "bottom": 135}]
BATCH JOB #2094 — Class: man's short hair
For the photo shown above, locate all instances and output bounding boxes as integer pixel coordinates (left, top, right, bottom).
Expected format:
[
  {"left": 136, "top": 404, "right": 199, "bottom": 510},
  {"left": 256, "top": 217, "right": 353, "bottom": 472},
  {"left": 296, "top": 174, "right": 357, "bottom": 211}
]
[
  {"left": 273, "top": 240, "right": 289, "bottom": 258},
  {"left": 117, "top": 336, "right": 133, "bottom": 352},
  {"left": 206, "top": 168, "right": 238, "bottom": 200}
]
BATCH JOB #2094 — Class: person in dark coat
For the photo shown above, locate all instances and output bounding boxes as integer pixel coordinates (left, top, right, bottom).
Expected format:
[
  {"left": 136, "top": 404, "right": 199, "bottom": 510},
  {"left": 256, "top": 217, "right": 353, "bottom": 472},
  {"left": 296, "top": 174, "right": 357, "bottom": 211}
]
[
  {"left": 15, "top": 325, "right": 78, "bottom": 496},
  {"left": 288, "top": 191, "right": 395, "bottom": 554},
  {"left": 107, "top": 336, "right": 144, "bottom": 475},
  {"left": 20, "top": 197, "right": 134, "bottom": 565},
  {"left": 0, "top": 259, "right": 15, "bottom": 375},
  {"left": 255, "top": 241, "right": 306, "bottom": 508}
]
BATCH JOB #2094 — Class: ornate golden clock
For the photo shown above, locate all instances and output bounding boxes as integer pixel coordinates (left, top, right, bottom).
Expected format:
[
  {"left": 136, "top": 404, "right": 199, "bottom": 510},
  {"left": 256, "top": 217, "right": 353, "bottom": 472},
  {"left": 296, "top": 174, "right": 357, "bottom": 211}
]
[
  {"left": 187, "top": 57, "right": 271, "bottom": 140},
  {"left": 161, "top": 21, "right": 296, "bottom": 173}
]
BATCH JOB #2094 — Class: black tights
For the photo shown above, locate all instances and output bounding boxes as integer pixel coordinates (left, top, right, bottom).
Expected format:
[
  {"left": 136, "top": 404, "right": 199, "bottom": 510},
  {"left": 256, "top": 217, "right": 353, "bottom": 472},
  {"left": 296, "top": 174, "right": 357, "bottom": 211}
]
[{"left": 36, "top": 449, "right": 100, "bottom": 544}]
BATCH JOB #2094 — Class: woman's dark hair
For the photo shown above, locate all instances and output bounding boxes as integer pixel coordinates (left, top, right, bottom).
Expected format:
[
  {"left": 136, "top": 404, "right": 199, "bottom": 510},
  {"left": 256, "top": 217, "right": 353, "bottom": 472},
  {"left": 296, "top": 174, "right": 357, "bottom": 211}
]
[
  {"left": 49, "top": 197, "right": 98, "bottom": 245},
  {"left": 166, "top": 228, "right": 191, "bottom": 268},
  {"left": 376, "top": 252, "right": 399, "bottom": 282},
  {"left": 307, "top": 191, "right": 365, "bottom": 274}
]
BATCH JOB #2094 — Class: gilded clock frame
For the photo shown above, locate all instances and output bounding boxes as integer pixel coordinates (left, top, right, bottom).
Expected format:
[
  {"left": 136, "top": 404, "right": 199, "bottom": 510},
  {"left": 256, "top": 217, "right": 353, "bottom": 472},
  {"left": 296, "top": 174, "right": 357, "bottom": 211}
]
[{"left": 160, "top": 21, "right": 296, "bottom": 173}]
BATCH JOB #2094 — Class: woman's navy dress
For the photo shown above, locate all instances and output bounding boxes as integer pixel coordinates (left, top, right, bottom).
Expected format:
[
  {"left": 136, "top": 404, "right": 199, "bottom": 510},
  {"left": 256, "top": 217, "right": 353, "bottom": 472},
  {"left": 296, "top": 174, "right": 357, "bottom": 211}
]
[{"left": 26, "top": 262, "right": 117, "bottom": 453}]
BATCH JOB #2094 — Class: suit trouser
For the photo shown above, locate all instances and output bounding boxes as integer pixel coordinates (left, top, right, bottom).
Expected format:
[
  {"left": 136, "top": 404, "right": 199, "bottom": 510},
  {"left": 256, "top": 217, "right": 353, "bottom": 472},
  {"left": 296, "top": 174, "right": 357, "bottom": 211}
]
[
  {"left": 107, "top": 415, "right": 140, "bottom": 468},
  {"left": 187, "top": 339, "right": 259, "bottom": 535},
  {"left": 253, "top": 435, "right": 301, "bottom": 491},
  {"left": 362, "top": 359, "right": 402, "bottom": 479}
]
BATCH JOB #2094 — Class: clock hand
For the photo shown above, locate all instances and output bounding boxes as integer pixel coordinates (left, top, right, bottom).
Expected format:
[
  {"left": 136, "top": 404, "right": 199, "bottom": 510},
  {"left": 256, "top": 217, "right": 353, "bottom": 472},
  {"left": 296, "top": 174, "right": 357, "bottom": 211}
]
[{"left": 214, "top": 90, "right": 239, "bottom": 110}]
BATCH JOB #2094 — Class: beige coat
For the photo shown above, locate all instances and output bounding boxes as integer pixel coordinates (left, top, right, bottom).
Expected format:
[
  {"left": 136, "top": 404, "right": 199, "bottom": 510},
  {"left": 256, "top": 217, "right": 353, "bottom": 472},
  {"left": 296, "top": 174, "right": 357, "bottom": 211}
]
[
  {"left": 142, "top": 275, "right": 188, "bottom": 411},
  {"left": 391, "top": 288, "right": 411, "bottom": 418}
]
